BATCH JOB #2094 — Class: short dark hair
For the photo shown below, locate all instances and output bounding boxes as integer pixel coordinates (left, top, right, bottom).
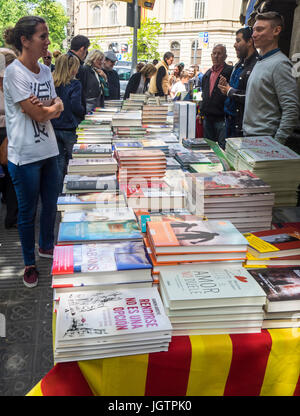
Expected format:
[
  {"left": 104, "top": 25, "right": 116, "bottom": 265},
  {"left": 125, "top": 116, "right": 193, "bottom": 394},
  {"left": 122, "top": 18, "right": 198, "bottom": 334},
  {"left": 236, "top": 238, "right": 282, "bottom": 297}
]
[
  {"left": 236, "top": 26, "right": 253, "bottom": 42},
  {"left": 163, "top": 51, "right": 174, "bottom": 61},
  {"left": 70, "top": 35, "right": 90, "bottom": 51},
  {"left": 255, "top": 11, "right": 285, "bottom": 31},
  {"left": 3, "top": 16, "right": 46, "bottom": 52}
]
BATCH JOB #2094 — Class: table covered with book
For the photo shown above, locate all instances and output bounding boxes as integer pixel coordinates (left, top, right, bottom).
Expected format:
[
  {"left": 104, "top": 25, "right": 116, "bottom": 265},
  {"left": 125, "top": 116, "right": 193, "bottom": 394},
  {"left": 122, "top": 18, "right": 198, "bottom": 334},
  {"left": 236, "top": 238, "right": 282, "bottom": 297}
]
[{"left": 27, "top": 103, "right": 300, "bottom": 396}]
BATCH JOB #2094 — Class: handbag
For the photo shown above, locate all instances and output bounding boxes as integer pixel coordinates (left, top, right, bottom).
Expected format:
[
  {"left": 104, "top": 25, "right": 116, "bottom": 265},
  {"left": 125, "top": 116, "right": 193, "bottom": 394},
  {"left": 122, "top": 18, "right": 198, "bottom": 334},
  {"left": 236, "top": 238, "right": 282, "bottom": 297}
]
[{"left": 0, "top": 136, "right": 8, "bottom": 165}]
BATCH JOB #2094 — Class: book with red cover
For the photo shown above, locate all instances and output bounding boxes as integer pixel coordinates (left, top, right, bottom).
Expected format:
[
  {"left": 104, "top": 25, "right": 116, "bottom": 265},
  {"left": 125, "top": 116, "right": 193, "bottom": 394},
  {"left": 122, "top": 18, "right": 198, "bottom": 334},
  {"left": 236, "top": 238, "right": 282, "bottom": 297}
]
[{"left": 244, "top": 227, "right": 300, "bottom": 258}]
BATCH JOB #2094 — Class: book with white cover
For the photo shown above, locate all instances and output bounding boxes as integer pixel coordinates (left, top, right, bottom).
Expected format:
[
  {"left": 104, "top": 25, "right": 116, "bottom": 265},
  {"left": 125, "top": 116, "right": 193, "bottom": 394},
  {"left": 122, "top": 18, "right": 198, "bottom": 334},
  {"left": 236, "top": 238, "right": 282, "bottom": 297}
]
[
  {"left": 187, "top": 102, "right": 196, "bottom": 139},
  {"left": 160, "top": 268, "right": 266, "bottom": 309},
  {"left": 61, "top": 207, "right": 136, "bottom": 223},
  {"left": 67, "top": 158, "right": 118, "bottom": 173},
  {"left": 52, "top": 242, "right": 151, "bottom": 286},
  {"left": 55, "top": 287, "right": 173, "bottom": 347}
]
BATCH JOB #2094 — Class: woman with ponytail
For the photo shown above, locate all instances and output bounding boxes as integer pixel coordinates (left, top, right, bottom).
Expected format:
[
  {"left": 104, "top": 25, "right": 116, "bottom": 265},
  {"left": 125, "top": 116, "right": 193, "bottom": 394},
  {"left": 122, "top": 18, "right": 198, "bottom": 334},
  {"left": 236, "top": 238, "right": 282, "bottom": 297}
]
[{"left": 3, "top": 16, "right": 64, "bottom": 288}]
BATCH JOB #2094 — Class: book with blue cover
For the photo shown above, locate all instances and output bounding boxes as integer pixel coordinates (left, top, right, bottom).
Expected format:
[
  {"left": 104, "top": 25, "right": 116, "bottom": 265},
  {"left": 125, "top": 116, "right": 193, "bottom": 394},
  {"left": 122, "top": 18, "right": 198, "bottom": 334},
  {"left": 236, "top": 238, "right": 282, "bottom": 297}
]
[
  {"left": 52, "top": 242, "right": 153, "bottom": 289},
  {"left": 57, "top": 220, "right": 143, "bottom": 244}
]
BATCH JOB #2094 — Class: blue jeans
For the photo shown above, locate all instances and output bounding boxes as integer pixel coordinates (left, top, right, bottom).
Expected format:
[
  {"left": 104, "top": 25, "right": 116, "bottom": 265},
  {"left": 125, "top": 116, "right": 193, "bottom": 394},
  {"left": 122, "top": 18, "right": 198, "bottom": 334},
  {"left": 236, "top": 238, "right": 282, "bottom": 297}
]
[
  {"left": 7, "top": 156, "right": 59, "bottom": 266},
  {"left": 55, "top": 129, "right": 77, "bottom": 192},
  {"left": 203, "top": 117, "right": 226, "bottom": 149}
]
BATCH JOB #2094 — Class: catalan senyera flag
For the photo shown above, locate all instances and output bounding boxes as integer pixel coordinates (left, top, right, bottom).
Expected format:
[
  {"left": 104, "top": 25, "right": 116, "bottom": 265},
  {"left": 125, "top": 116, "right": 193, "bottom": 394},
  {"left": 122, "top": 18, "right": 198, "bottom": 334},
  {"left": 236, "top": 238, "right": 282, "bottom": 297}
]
[{"left": 27, "top": 329, "right": 300, "bottom": 396}]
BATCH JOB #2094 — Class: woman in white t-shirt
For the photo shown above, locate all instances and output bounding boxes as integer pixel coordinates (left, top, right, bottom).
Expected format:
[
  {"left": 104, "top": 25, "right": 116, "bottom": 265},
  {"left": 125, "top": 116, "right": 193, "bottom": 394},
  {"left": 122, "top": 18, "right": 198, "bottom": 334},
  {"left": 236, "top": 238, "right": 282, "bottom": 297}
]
[
  {"left": 170, "top": 70, "right": 189, "bottom": 100},
  {"left": 3, "top": 16, "right": 64, "bottom": 288}
]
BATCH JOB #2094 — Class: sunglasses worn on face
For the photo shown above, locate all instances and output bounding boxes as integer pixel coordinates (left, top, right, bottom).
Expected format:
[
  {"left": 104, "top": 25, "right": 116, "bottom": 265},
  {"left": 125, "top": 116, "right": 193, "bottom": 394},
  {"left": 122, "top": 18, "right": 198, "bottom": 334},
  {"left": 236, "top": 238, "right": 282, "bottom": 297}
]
[{"left": 44, "top": 56, "right": 51, "bottom": 59}]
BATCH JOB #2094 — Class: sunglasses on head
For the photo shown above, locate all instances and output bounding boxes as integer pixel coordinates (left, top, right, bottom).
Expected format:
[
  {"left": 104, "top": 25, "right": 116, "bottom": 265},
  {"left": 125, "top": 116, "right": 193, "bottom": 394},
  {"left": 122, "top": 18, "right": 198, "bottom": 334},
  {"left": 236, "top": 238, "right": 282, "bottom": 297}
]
[{"left": 44, "top": 56, "right": 51, "bottom": 59}]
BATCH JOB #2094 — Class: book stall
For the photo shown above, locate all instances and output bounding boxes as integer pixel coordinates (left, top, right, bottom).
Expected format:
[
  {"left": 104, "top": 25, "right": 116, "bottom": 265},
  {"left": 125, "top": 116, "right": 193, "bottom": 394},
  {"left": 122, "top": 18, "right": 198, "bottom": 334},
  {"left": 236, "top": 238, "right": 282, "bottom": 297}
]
[{"left": 28, "top": 94, "right": 300, "bottom": 396}]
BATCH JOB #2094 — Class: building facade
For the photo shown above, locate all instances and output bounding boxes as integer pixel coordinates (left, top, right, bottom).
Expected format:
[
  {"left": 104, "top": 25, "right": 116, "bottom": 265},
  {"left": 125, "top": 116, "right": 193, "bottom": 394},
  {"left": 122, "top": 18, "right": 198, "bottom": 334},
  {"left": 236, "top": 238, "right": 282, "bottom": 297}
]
[{"left": 71, "top": 0, "right": 243, "bottom": 69}]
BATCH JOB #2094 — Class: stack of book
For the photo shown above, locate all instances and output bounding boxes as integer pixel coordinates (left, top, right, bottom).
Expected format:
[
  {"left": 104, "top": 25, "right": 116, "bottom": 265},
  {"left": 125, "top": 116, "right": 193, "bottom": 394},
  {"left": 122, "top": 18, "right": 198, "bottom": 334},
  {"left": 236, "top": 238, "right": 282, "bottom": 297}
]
[
  {"left": 166, "top": 157, "right": 182, "bottom": 170},
  {"left": 225, "top": 136, "right": 300, "bottom": 206},
  {"left": 62, "top": 174, "right": 118, "bottom": 194},
  {"left": 140, "top": 139, "right": 169, "bottom": 156},
  {"left": 56, "top": 217, "right": 143, "bottom": 245},
  {"left": 113, "top": 141, "right": 143, "bottom": 152},
  {"left": 76, "top": 120, "right": 113, "bottom": 144},
  {"left": 248, "top": 268, "right": 300, "bottom": 329},
  {"left": 145, "top": 219, "right": 249, "bottom": 279},
  {"left": 175, "top": 151, "right": 220, "bottom": 170},
  {"left": 67, "top": 158, "right": 118, "bottom": 175},
  {"left": 60, "top": 206, "right": 136, "bottom": 223},
  {"left": 112, "top": 111, "right": 142, "bottom": 131},
  {"left": 182, "top": 138, "right": 211, "bottom": 151},
  {"left": 53, "top": 287, "right": 172, "bottom": 362},
  {"left": 122, "top": 99, "right": 144, "bottom": 111},
  {"left": 57, "top": 192, "right": 127, "bottom": 212},
  {"left": 142, "top": 105, "right": 169, "bottom": 125},
  {"left": 84, "top": 108, "right": 118, "bottom": 124},
  {"left": 122, "top": 181, "right": 186, "bottom": 211},
  {"left": 173, "top": 102, "right": 196, "bottom": 139},
  {"left": 185, "top": 170, "right": 275, "bottom": 233},
  {"left": 189, "top": 163, "right": 224, "bottom": 174},
  {"left": 114, "top": 126, "right": 147, "bottom": 138},
  {"left": 104, "top": 99, "right": 123, "bottom": 109},
  {"left": 159, "top": 267, "right": 266, "bottom": 335},
  {"left": 52, "top": 240, "right": 152, "bottom": 292},
  {"left": 243, "top": 226, "right": 300, "bottom": 267},
  {"left": 116, "top": 149, "right": 167, "bottom": 182},
  {"left": 146, "top": 132, "right": 178, "bottom": 144},
  {"left": 72, "top": 144, "right": 112, "bottom": 158}
]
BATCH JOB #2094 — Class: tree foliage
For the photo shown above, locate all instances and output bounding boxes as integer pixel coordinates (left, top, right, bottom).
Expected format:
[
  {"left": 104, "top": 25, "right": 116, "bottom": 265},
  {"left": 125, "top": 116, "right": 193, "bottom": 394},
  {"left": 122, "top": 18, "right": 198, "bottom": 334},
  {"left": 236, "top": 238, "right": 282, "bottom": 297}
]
[
  {"left": 32, "top": 0, "right": 69, "bottom": 51},
  {"left": 126, "top": 17, "right": 162, "bottom": 62},
  {"left": 0, "top": 0, "right": 68, "bottom": 52}
]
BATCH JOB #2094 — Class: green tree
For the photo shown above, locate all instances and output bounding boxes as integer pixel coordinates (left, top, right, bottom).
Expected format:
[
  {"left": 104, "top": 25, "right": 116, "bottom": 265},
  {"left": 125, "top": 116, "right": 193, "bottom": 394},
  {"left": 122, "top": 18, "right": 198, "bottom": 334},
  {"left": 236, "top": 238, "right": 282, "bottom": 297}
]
[
  {"left": 89, "top": 36, "right": 103, "bottom": 51},
  {"left": 126, "top": 17, "right": 162, "bottom": 62},
  {"left": 32, "top": 0, "right": 69, "bottom": 52},
  {"left": 0, "top": 0, "right": 69, "bottom": 51},
  {"left": 0, "top": 0, "right": 30, "bottom": 46}
]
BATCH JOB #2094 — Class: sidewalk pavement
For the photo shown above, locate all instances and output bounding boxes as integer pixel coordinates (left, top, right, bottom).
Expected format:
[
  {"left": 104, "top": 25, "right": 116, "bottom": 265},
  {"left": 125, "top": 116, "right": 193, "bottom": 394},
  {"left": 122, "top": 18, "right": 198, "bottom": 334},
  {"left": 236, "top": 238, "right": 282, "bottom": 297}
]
[{"left": 0, "top": 201, "right": 59, "bottom": 396}]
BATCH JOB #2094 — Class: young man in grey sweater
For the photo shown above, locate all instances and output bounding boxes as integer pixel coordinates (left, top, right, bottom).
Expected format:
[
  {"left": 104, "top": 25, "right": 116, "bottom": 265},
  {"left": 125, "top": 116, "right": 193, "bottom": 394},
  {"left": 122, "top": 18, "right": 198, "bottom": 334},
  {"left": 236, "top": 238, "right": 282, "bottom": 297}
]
[{"left": 243, "top": 12, "right": 300, "bottom": 145}]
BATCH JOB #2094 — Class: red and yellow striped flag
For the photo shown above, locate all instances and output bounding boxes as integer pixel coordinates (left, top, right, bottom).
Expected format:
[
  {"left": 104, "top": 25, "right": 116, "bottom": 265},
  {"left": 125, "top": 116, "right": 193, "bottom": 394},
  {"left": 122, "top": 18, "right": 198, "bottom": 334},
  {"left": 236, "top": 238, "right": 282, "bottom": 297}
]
[{"left": 27, "top": 329, "right": 300, "bottom": 396}]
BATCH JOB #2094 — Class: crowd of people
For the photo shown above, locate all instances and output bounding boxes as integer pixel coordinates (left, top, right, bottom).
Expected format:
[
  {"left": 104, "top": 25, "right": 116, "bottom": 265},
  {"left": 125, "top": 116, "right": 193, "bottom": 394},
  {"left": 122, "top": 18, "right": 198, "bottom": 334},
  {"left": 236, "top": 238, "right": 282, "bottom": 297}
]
[{"left": 0, "top": 11, "right": 299, "bottom": 288}]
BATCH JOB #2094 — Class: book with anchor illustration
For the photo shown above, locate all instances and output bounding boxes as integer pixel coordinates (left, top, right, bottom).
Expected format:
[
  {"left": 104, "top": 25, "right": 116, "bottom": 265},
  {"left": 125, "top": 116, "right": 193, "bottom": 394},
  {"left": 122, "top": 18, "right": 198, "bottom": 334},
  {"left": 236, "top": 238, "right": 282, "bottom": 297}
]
[
  {"left": 147, "top": 219, "right": 248, "bottom": 254},
  {"left": 54, "top": 287, "right": 172, "bottom": 362}
]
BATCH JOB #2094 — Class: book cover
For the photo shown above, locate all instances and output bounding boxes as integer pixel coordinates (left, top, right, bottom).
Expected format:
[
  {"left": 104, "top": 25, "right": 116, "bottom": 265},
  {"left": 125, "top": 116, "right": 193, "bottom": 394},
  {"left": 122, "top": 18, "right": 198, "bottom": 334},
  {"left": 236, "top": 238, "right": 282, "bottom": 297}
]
[
  {"left": 72, "top": 144, "right": 112, "bottom": 155},
  {"left": 147, "top": 220, "right": 248, "bottom": 253},
  {"left": 248, "top": 268, "right": 300, "bottom": 312},
  {"left": 57, "top": 192, "right": 125, "bottom": 206},
  {"left": 244, "top": 227, "right": 300, "bottom": 258},
  {"left": 160, "top": 268, "right": 266, "bottom": 308},
  {"left": 55, "top": 287, "right": 172, "bottom": 343},
  {"left": 187, "top": 170, "right": 271, "bottom": 195},
  {"left": 52, "top": 242, "right": 152, "bottom": 277},
  {"left": 57, "top": 220, "right": 142, "bottom": 243},
  {"left": 61, "top": 207, "right": 136, "bottom": 223}
]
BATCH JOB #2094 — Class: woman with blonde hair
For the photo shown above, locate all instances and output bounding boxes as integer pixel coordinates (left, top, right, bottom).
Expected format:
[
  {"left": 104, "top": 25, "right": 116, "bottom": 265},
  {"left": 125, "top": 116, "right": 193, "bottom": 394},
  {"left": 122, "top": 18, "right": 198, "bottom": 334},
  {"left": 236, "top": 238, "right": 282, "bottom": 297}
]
[
  {"left": 124, "top": 63, "right": 157, "bottom": 100},
  {"left": 81, "top": 49, "right": 108, "bottom": 111},
  {"left": 51, "top": 53, "right": 85, "bottom": 191}
]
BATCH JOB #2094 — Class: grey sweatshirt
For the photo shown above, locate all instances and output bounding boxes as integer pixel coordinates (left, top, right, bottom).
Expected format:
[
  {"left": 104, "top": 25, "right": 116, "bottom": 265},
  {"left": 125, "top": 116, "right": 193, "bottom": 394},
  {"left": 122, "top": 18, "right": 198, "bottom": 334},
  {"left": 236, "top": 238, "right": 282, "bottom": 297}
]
[{"left": 243, "top": 50, "right": 300, "bottom": 143}]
